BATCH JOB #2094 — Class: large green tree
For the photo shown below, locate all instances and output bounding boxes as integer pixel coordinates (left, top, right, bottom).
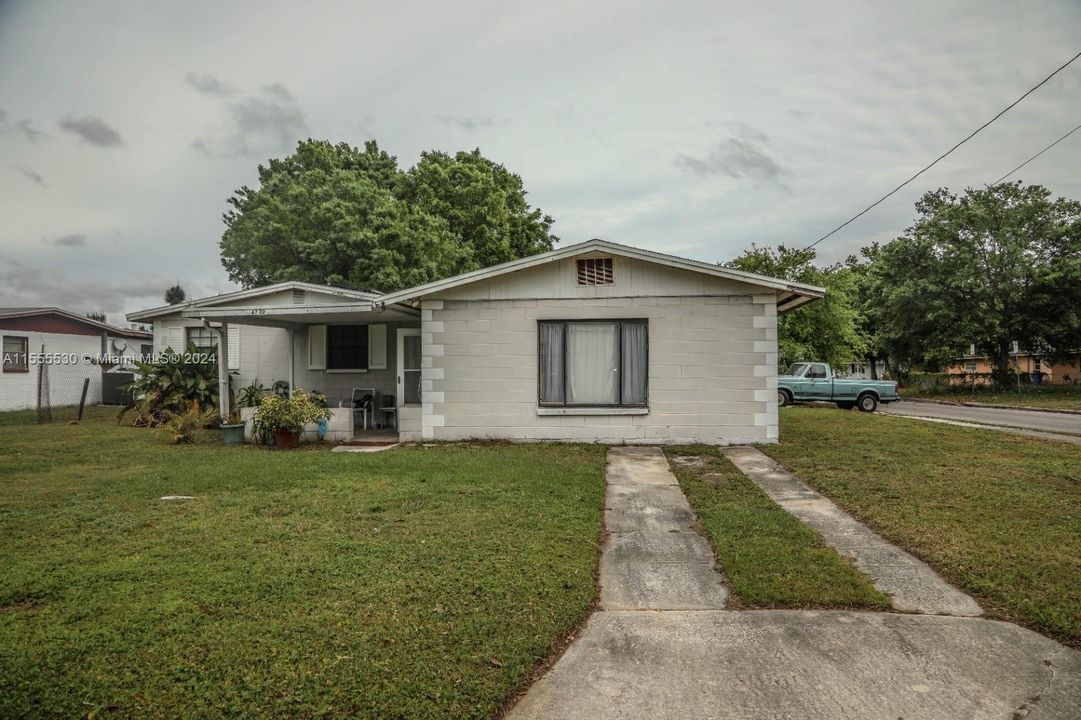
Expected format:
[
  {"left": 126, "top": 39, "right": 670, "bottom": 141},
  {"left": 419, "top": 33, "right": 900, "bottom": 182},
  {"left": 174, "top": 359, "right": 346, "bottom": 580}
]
[
  {"left": 870, "top": 183, "right": 1081, "bottom": 386},
  {"left": 727, "top": 245, "right": 867, "bottom": 369},
  {"left": 219, "top": 140, "right": 557, "bottom": 292}
]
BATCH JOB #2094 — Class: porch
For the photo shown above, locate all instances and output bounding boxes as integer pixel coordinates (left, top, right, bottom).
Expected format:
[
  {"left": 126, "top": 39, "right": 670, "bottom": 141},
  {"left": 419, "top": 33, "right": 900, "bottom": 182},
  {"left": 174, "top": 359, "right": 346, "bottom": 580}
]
[{"left": 180, "top": 296, "right": 423, "bottom": 443}]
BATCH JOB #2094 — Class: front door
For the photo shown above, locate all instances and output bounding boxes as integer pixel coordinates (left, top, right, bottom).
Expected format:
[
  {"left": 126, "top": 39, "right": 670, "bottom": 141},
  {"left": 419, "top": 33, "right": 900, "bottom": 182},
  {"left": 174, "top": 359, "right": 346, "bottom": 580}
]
[{"left": 396, "top": 328, "right": 422, "bottom": 407}]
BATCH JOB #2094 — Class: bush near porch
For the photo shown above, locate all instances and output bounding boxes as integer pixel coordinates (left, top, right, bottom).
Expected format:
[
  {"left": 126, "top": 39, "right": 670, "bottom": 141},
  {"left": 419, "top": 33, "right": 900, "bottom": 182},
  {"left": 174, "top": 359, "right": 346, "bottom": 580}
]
[{"left": 0, "top": 408, "right": 606, "bottom": 719}]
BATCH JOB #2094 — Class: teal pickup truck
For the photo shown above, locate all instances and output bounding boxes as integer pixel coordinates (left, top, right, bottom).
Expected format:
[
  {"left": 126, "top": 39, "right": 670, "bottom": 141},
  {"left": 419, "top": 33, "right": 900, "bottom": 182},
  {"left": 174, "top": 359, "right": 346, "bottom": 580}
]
[{"left": 777, "top": 362, "right": 899, "bottom": 412}]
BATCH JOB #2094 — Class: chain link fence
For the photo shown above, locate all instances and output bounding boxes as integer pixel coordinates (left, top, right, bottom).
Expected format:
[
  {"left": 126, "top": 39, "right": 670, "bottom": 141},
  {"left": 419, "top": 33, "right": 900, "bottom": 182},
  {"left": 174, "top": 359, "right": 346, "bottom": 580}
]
[{"left": 0, "top": 344, "right": 135, "bottom": 425}]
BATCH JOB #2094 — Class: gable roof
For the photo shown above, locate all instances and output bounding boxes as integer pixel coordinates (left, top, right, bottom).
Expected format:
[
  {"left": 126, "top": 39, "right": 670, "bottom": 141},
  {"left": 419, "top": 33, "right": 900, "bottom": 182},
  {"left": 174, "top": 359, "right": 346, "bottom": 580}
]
[
  {"left": 0, "top": 307, "right": 152, "bottom": 338},
  {"left": 126, "top": 281, "right": 381, "bottom": 322},
  {"left": 377, "top": 239, "right": 826, "bottom": 311}
]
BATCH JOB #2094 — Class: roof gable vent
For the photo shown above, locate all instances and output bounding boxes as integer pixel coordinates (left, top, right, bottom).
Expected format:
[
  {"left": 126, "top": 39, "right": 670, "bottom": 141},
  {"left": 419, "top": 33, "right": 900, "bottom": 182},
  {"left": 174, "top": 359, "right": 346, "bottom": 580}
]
[
  {"left": 292, "top": 289, "right": 306, "bottom": 305},
  {"left": 576, "top": 257, "right": 614, "bottom": 286}
]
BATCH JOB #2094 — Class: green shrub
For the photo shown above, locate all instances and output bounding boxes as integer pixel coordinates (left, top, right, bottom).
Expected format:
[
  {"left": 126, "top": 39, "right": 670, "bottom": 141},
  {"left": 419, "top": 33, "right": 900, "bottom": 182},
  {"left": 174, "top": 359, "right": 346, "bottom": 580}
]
[
  {"left": 119, "top": 343, "right": 219, "bottom": 426},
  {"left": 251, "top": 389, "right": 330, "bottom": 437},
  {"left": 158, "top": 406, "right": 219, "bottom": 444}
]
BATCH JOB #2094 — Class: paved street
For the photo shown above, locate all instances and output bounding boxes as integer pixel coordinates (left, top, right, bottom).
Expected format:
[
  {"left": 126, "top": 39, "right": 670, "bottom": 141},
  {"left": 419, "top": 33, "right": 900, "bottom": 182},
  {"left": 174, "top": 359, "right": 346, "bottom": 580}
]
[{"left": 882, "top": 400, "right": 1081, "bottom": 436}]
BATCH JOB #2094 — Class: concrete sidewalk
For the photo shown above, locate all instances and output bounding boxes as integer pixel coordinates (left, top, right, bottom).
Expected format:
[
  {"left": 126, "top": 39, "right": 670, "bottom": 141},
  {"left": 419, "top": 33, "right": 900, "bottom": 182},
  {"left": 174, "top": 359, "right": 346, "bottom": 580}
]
[{"left": 506, "top": 445, "right": 1081, "bottom": 720}]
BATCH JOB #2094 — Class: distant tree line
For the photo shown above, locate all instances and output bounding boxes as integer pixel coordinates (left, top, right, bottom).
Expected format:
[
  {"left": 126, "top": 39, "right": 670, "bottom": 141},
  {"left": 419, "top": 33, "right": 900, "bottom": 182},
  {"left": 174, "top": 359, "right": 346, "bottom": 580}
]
[{"left": 730, "top": 182, "right": 1081, "bottom": 387}]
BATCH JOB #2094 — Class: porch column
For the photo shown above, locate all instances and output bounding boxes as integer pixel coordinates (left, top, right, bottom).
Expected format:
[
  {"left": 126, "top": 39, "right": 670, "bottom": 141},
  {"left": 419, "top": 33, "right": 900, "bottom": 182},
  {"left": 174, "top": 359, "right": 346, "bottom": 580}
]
[
  {"left": 217, "top": 321, "right": 230, "bottom": 418},
  {"left": 288, "top": 327, "right": 296, "bottom": 396}
]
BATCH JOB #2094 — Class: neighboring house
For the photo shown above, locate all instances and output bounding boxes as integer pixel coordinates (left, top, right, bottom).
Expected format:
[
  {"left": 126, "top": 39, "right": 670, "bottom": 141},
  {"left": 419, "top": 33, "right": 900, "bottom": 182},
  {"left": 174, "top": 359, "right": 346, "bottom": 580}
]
[
  {"left": 0, "top": 307, "right": 153, "bottom": 412},
  {"left": 126, "top": 239, "right": 824, "bottom": 444},
  {"left": 947, "top": 346, "right": 1080, "bottom": 385}
]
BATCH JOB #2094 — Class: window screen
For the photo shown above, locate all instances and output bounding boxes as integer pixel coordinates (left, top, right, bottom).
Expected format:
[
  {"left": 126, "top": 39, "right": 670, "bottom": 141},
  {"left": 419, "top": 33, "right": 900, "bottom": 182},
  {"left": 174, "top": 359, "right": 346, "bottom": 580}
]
[
  {"left": 3, "top": 336, "right": 29, "bottom": 372},
  {"left": 327, "top": 325, "right": 369, "bottom": 370}
]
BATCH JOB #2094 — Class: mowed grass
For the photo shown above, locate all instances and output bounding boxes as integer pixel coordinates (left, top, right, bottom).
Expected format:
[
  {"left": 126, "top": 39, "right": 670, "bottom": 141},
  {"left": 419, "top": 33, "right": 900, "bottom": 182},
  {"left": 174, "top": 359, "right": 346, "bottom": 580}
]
[
  {"left": 765, "top": 407, "right": 1081, "bottom": 645},
  {"left": 0, "top": 408, "right": 607, "bottom": 719},
  {"left": 901, "top": 383, "right": 1081, "bottom": 412},
  {"left": 664, "top": 448, "right": 889, "bottom": 609}
]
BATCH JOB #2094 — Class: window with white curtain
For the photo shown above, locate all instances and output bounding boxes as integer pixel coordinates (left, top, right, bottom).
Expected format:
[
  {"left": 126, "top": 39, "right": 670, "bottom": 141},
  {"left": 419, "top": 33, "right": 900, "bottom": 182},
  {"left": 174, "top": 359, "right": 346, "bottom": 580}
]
[{"left": 539, "top": 320, "right": 647, "bottom": 407}]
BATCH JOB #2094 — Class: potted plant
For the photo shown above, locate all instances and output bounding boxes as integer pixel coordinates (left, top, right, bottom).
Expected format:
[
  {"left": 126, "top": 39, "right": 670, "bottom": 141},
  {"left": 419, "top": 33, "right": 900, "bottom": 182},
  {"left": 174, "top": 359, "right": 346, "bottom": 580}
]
[
  {"left": 221, "top": 408, "right": 246, "bottom": 445},
  {"left": 251, "top": 389, "right": 330, "bottom": 449}
]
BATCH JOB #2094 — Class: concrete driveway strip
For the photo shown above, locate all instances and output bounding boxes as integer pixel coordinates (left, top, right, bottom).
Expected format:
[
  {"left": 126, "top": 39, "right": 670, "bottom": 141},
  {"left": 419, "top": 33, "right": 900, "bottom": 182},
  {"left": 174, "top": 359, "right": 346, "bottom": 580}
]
[
  {"left": 882, "top": 401, "right": 1081, "bottom": 436},
  {"left": 507, "top": 446, "right": 1081, "bottom": 720},
  {"left": 600, "top": 446, "right": 728, "bottom": 610},
  {"left": 508, "top": 610, "right": 1081, "bottom": 720},
  {"left": 722, "top": 446, "right": 982, "bottom": 617}
]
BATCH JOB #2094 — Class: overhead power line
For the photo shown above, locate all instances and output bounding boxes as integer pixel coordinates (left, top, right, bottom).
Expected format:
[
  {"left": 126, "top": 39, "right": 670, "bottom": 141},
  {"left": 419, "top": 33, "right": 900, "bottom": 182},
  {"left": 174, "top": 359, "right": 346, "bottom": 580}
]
[
  {"left": 806, "top": 48, "right": 1081, "bottom": 250},
  {"left": 989, "top": 120, "right": 1081, "bottom": 185}
]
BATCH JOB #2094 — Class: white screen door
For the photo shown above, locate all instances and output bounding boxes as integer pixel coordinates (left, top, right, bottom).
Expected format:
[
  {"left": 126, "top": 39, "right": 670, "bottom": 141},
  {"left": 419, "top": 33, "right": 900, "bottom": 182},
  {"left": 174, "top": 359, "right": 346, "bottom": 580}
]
[{"left": 397, "top": 328, "right": 422, "bottom": 406}]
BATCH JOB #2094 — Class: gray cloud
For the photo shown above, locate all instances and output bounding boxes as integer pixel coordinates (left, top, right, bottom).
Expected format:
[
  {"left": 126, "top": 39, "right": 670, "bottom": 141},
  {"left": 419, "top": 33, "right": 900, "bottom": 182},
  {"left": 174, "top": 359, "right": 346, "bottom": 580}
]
[
  {"left": 0, "top": 111, "right": 46, "bottom": 141},
  {"left": 435, "top": 114, "right": 496, "bottom": 131},
  {"left": 0, "top": 260, "right": 223, "bottom": 323},
  {"left": 675, "top": 132, "right": 788, "bottom": 187},
  {"left": 15, "top": 119, "right": 47, "bottom": 141},
  {"left": 357, "top": 114, "right": 377, "bottom": 139},
  {"left": 194, "top": 83, "right": 307, "bottom": 156},
  {"left": 185, "top": 71, "right": 235, "bottom": 97},
  {"left": 58, "top": 115, "right": 123, "bottom": 147},
  {"left": 15, "top": 165, "right": 46, "bottom": 187},
  {"left": 43, "top": 233, "right": 88, "bottom": 247}
]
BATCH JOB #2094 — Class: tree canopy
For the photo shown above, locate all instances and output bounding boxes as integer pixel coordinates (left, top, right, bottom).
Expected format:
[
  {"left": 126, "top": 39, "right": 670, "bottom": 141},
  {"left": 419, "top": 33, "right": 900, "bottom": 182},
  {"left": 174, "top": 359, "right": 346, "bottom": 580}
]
[
  {"left": 219, "top": 140, "right": 557, "bottom": 292},
  {"left": 727, "top": 245, "right": 867, "bottom": 369},
  {"left": 868, "top": 183, "right": 1081, "bottom": 385},
  {"left": 164, "top": 284, "right": 186, "bottom": 305}
]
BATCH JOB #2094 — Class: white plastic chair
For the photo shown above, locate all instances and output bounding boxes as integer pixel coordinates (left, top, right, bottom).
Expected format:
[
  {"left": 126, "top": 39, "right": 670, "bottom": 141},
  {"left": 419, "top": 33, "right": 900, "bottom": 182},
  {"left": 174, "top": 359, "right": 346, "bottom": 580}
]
[{"left": 340, "top": 387, "right": 375, "bottom": 430}]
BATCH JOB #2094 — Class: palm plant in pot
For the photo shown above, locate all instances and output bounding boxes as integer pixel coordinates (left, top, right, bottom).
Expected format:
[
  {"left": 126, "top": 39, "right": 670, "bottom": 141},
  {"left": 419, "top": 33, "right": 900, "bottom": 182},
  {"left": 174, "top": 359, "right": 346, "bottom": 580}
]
[{"left": 251, "top": 389, "right": 330, "bottom": 449}]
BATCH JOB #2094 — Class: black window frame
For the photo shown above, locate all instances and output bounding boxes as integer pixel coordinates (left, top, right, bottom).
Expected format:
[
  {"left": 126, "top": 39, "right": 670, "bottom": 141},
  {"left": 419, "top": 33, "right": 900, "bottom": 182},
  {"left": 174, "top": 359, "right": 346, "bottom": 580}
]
[
  {"left": 2, "top": 335, "right": 29, "bottom": 373},
  {"left": 327, "top": 324, "right": 370, "bottom": 371},
  {"left": 537, "top": 319, "right": 648, "bottom": 408}
]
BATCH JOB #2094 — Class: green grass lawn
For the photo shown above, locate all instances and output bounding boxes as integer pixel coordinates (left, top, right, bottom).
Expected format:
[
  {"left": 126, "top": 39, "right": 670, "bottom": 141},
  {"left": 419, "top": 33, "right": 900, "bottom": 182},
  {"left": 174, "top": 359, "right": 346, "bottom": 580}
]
[
  {"left": 901, "top": 383, "right": 1081, "bottom": 412},
  {"left": 664, "top": 448, "right": 889, "bottom": 610},
  {"left": 765, "top": 407, "right": 1081, "bottom": 646},
  {"left": 0, "top": 408, "right": 607, "bottom": 719}
]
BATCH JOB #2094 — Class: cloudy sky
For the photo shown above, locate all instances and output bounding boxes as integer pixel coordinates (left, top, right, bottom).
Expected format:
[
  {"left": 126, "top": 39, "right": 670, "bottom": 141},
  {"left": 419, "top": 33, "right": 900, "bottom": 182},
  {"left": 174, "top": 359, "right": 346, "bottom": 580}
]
[{"left": 2, "top": 1, "right": 1080, "bottom": 323}]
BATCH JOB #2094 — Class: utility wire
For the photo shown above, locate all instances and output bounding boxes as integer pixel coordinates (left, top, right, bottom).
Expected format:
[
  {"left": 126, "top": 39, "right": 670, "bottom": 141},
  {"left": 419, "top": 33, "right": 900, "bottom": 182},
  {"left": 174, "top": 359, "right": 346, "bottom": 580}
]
[
  {"left": 806, "top": 49, "right": 1081, "bottom": 250},
  {"left": 989, "top": 120, "right": 1081, "bottom": 185}
]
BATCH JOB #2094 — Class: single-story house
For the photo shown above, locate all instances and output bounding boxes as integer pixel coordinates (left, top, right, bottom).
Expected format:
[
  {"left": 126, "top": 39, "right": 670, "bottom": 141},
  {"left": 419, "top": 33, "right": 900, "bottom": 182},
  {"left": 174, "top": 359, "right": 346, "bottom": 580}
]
[
  {"left": 1, "top": 307, "right": 153, "bottom": 411},
  {"left": 126, "top": 239, "right": 824, "bottom": 444}
]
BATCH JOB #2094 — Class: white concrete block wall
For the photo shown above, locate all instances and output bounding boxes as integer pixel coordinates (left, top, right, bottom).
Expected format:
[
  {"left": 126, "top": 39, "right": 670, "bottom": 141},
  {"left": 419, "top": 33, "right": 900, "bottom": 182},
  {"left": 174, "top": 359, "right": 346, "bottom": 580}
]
[{"left": 421, "top": 294, "right": 779, "bottom": 445}]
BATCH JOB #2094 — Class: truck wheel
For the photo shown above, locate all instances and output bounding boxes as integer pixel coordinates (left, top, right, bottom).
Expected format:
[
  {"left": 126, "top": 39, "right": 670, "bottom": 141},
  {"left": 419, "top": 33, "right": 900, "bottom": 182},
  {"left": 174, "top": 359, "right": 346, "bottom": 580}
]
[
  {"left": 857, "top": 393, "right": 878, "bottom": 413},
  {"left": 778, "top": 389, "right": 792, "bottom": 407}
]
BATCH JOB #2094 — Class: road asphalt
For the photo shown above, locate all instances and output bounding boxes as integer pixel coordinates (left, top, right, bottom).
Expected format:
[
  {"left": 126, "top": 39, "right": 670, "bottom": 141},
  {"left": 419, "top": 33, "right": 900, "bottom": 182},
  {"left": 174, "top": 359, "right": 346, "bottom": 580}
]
[{"left": 881, "top": 400, "right": 1081, "bottom": 438}]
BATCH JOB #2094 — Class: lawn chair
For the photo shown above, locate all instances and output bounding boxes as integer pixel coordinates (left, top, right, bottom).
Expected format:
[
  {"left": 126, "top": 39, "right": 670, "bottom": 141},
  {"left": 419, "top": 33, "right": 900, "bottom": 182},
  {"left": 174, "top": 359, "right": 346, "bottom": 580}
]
[
  {"left": 340, "top": 387, "right": 375, "bottom": 430},
  {"left": 378, "top": 393, "right": 397, "bottom": 431}
]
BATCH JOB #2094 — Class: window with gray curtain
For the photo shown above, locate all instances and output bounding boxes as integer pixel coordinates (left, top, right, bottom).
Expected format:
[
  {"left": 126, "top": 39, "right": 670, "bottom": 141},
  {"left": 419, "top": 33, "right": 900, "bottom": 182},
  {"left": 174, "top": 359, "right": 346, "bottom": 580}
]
[{"left": 538, "top": 320, "right": 647, "bottom": 407}]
